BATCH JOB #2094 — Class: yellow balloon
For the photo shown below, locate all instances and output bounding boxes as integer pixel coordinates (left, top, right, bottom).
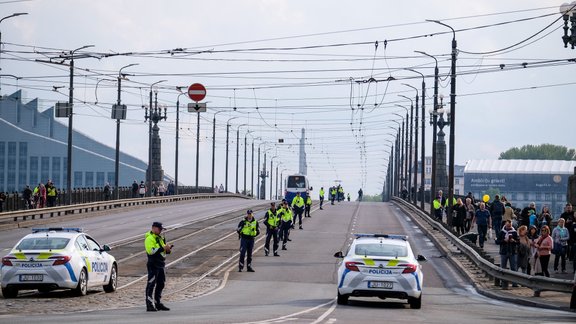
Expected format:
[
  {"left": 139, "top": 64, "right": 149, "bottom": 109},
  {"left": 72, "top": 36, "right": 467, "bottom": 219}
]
[{"left": 482, "top": 194, "right": 490, "bottom": 202}]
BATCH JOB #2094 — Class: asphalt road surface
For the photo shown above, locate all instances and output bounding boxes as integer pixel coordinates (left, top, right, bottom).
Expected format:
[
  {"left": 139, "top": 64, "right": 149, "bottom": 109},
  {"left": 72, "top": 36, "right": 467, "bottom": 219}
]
[{"left": 1, "top": 200, "right": 574, "bottom": 323}]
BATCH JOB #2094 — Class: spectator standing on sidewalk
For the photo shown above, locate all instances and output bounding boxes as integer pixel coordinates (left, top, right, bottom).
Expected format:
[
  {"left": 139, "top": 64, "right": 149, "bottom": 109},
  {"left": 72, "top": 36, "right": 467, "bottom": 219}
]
[
  {"left": 496, "top": 220, "right": 519, "bottom": 289},
  {"left": 560, "top": 203, "right": 575, "bottom": 263},
  {"left": 490, "top": 195, "right": 505, "bottom": 233},
  {"left": 535, "top": 225, "right": 553, "bottom": 277},
  {"left": 528, "top": 225, "right": 540, "bottom": 275},
  {"left": 131, "top": 180, "right": 139, "bottom": 198},
  {"left": 22, "top": 185, "right": 33, "bottom": 209},
  {"left": 472, "top": 202, "right": 492, "bottom": 249},
  {"left": 453, "top": 198, "right": 467, "bottom": 236},
  {"left": 465, "top": 198, "right": 475, "bottom": 232},
  {"left": 552, "top": 218, "right": 570, "bottom": 274},
  {"left": 517, "top": 225, "right": 531, "bottom": 274}
]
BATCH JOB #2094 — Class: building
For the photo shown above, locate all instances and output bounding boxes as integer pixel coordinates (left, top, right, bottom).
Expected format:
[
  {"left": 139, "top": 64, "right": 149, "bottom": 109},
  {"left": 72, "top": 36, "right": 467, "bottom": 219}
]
[
  {"left": 0, "top": 91, "right": 157, "bottom": 193},
  {"left": 464, "top": 159, "right": 576, "bottom": 216}
]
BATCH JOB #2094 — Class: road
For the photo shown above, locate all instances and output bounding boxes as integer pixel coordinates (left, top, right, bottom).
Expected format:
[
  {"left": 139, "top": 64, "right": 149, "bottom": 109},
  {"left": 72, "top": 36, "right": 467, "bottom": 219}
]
[{"left": 1, "top": 199, "right": 574, "bottom": 323}]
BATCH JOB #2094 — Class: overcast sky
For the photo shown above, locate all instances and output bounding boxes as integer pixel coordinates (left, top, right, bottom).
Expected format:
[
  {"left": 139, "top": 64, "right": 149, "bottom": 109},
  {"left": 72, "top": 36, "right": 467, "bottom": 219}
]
[{"left": 1, "top": 0, "right": 575, "bottom": 196}]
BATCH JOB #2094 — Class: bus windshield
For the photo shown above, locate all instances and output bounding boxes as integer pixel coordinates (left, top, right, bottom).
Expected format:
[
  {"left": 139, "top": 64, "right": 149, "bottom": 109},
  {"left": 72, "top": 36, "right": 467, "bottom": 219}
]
[{"left": 287, "top": 176, "right": 306, "bottom": 189}]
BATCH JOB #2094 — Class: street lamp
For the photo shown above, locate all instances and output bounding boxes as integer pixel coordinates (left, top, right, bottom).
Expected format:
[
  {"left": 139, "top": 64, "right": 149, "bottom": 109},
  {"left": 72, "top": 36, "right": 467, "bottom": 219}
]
[
  {"left": 243, "top": 130, "right": 253, "bottom": 195},
  {"left": 415, "top": 50, "right": 439, "bottom": 214},
  {"left": 175, "top": 87, "right": 190, "bottom": 195},
  {"left": 394, "top": 106, "right": 409, "bottom": 198},
  {"left": 402, "top": 81, "right": 421, "bottom": 207},
  {"left": 236, "top": 124, "right": 248, "bottom": 194},
  {"left": 0, "top": 13, "right": 28, "bottom": 98},
  {"left": 428, "top": 94, "right": 450, "bottom": 213},
  {"left": 113, "top": 63, "right": 138, "bottom": 200},
  {"left": 211, "top": 110, "right": 227, "bottom": 190},
  {"left": 146, "top": 80, "right": 167, "bottom": 197},
  {"left": 65, "top": 45, "right": 95, "bottom": 204},
  {"left": 225, "top": 116, "right": 239, "bottom": 192},
  {"left": 428, "top": 19, "right": 457, "bottom": 226},
  {"left": 270, "top": 156, "right": 279, "bottom": 200},
  {"left": 560, "top": 2, "right": 576, "bottom": 49}
]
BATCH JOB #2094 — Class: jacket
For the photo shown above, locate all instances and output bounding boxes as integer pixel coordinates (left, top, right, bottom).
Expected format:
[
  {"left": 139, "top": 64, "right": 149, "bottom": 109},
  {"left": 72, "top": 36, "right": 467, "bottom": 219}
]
[
  {"left": 237, "top": 217, "right": 260, "bottom": 239},
  {"left": 496, "top": 226, "right": 518, "bottom": 255},
  {"left": 145, "top": 231, "right": 167, "bottom": 267}
]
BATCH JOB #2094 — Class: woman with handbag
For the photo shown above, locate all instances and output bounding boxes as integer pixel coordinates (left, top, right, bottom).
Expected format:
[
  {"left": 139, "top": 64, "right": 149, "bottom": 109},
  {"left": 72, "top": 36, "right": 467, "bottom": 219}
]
[
  {"left": 535, "top": 225, "right": 553, "bottom": 277},
  {"left": 552, "top": 218, "right": 570, "bottom": 274}
]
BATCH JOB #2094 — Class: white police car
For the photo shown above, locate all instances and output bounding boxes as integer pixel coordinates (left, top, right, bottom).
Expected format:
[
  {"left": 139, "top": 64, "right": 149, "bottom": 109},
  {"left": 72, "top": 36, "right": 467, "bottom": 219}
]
[
  {"left": 1, "top": 228, "right": 117, "bottom": 298},
  {"left": 334, "top": 234, "right": 426, "bottom": 308}
]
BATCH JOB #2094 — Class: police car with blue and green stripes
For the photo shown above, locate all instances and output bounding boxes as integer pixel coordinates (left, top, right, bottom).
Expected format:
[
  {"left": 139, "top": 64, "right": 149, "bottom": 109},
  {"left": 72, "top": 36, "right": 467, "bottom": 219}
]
[
  {"left": 334, "top": 234, "right": 426, "bottom": 308},
  {"left": 1, "top": 228, "right": 117, "bottom": 298}
]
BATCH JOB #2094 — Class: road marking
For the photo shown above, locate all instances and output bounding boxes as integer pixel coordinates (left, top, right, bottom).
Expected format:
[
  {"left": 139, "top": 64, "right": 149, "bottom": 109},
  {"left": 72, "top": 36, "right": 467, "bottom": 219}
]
[
  {"left": 310, "top": 300, "right": 337, "bottom": 324},
  {"left": 236, "top": 299, "right": 335, "bottom": 324}
]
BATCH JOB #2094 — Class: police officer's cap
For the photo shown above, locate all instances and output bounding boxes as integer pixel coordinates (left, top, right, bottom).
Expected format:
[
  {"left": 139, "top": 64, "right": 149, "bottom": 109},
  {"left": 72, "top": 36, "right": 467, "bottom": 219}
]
[
  {"left": 247, "top": 209, "right": 253, "bottom": 214},
  {"left": 152, "top": 221, "right": 165, "bottom": 230}
]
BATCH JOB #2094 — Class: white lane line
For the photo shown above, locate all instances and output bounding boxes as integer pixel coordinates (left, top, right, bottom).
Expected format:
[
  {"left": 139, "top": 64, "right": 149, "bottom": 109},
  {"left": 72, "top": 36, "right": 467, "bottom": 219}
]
[
  {"left": 236, "top": 299, "right": 335, "bottom": 324},
  {"left": 310, "top": 300, "right": 337, "bottom": 324},
  {"left": 405, "top": 217, "right": 412, "bottom": 222}
]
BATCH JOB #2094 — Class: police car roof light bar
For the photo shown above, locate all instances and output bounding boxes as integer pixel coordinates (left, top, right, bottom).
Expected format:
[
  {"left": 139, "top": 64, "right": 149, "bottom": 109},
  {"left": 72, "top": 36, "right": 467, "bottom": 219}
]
[
  {"left": 354, "top": 233, "right": 408, "bottom": 241},
  {"left": 32, "top": 227, "right": 83, "bottom": 233}
]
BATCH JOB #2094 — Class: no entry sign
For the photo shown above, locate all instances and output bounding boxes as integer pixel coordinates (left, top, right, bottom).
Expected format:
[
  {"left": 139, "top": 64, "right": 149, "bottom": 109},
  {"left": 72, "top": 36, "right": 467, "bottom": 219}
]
[{"left": 188, "top": 83, "right": 206, "bottom": 102}]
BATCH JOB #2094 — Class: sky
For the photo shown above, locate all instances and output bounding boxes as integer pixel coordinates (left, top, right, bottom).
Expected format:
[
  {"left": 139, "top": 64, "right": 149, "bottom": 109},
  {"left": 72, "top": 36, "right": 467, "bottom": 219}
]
[{"left": 1, "top": 0, "right": 575, "bottom": 196}]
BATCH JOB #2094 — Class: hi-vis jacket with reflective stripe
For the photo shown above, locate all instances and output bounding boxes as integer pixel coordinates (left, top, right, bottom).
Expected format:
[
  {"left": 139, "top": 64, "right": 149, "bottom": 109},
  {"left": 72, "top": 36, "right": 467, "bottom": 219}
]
[
  {"left": 266, "top": 209, "right": 281, "bottom": 228},
  {"left": 237, "top": 217, "right": 260, "bottom": 239},
  {"left": 145, "top": 231, "right": 166, "bottom": 266},
  {"left": 279, "top": 207, "right": 293, "bottom": 223}
]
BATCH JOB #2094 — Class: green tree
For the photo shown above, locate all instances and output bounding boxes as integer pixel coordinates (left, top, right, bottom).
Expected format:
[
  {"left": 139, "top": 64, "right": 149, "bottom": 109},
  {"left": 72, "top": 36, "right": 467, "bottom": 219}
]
[{"left": 499, "top": 144, "right": 576, "bottom": 160}]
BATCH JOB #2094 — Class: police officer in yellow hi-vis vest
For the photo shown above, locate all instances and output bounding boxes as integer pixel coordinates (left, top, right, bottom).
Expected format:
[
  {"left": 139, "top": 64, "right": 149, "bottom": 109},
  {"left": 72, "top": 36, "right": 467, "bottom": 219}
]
[
  {"left": 237, "top": 209, "right": 260, "bottom": 272},
  {"left": 263, "top": 202, "right": 280, "bottom": 257},
  {"left": 144, "top": 222, "right": 172, "bottom": 312},
  {"left": 319, "top": 187, "right": 325, "bottom": 210},
  {"left": 305, "top": 194, "right": 312, "bottom": 218},
  {"left": 279, "top": 199, "right": 293, "bottom": 250},
  {"left": 292, "top": 192, "right": 305, "bottom": 229}
]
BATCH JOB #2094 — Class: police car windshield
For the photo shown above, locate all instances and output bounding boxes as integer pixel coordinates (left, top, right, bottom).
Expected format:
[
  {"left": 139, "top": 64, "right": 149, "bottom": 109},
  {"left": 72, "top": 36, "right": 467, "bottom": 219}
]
[
  {"left": 16, "top": 237, "right": 70, "bottom": 250},
  {"left": 355, "top": 243, "right": 407, "bottom": 257}
]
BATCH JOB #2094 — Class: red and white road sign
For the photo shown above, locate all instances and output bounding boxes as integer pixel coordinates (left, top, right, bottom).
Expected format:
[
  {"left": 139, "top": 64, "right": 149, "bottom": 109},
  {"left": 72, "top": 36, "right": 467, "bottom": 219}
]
[{"left": 188, "top": 83, "right": 206, "bottom": 102}]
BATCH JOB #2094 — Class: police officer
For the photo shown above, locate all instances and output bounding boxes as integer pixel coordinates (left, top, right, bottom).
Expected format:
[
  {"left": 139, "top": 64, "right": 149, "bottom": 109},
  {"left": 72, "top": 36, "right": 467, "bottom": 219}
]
[
  {"left": 264, "top": 203, "right": 280, "bottom": 257},
  {"left": 304, "top": 194, "right": 312, "bottom": 218},
  {"left": 279, "top": 200, "right": 293, "bottom": 250},
  {"left": 237, "top": 209, "right": 260, "bottom": 272},
  {"left": 292, "top": 192, "right": 305, "bottom": 229},
  {"left": 319, "top": 187, "right": 325, "bottom": 210},
  {"left": 330, "top": 187, "right": 337, "bottom": 205},
  {"left": 144, "top": 222, "right": 172, "bottom": 312}
]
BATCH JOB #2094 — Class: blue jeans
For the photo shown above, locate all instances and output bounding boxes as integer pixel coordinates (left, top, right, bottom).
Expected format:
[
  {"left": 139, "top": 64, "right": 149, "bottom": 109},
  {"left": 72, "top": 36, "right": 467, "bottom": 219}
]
[
  {"left": 499, "top": 253, "right": 518, "bottom": 288},
  {"left": 477, "top": 224, "right": 488, "bottom": 248}
]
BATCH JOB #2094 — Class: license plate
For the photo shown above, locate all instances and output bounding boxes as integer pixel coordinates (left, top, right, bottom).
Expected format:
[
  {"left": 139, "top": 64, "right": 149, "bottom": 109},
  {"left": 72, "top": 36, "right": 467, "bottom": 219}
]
[
  {"left": 369, "top": 281, "right": 393, "bottom": 289},
  {"left": 19, "top": 274, "right": 43, "bottom": 282}
]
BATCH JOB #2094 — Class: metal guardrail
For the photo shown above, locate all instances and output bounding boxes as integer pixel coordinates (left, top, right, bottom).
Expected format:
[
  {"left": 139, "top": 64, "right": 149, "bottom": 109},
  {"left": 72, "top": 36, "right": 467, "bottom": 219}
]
[
  {"left": 0, "top": 193, "right": 249, "bottom": 224},
  {"left": 393, "top": 197, "right": 574, "bottom": 294}
]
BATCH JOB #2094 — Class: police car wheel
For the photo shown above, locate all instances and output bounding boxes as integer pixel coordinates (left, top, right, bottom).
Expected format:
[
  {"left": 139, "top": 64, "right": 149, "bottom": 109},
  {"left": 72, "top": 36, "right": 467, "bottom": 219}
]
[
  {"left": 336, "top": 291, "right": 349, "bottom": 305},
  {"left": 409, "top": 295, "right": 422, "bottom": 309},
  {"left": 2, "top": 287, "right": 18, "bottom": 299},
  {"left": 104, "top": 264, "right": 117, "bottom": 293},
  {"left": 74, "top": 268, "right": 88, "bottom": 296}
]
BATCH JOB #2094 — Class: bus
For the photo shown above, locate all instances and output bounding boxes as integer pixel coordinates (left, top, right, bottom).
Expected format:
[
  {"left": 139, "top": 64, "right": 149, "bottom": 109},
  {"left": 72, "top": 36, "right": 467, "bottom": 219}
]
[{"left": 284, "top": 174, "right": 312, "bottom": 204}]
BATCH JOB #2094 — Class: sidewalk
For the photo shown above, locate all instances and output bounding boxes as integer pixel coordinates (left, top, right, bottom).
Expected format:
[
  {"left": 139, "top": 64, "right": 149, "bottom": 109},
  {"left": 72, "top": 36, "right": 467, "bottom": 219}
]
[
  {"left": 472, "top": 230, "right": 574, "bottom": 311},
  {"left": 411, "top": 201, "right": 575, "bottom": 312}
]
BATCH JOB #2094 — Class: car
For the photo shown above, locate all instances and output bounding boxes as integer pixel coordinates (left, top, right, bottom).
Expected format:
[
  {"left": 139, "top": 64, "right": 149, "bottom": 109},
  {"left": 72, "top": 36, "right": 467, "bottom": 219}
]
[
  {"left": 1, "top": 227, "right": 117, "bottom": 298},
  {"left": 334, "top": 233, "right": 426, "bottom": 308}
]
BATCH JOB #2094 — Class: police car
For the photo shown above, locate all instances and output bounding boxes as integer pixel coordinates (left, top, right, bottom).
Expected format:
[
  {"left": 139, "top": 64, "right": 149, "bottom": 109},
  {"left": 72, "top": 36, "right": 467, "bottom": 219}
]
[
  {"left": 1, "top": 228, "right": 117, "bottom": 298},
  {"left": 334, "top": 234, "right": 426, "bottom": 308}
]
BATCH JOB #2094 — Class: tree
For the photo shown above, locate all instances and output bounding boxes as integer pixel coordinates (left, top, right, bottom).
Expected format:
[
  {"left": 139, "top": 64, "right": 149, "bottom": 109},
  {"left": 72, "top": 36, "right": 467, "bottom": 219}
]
[{"left": 499, "top": 144, "right": 576, "bottom": 160}]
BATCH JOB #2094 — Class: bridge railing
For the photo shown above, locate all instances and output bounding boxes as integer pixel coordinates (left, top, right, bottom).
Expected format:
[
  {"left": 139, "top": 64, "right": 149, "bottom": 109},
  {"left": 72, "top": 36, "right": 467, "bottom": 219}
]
[
  {"left": 0, "top": 186, "right": 228, "bottom": 212},
  {"left": 0, "top": 192, "right": 249, "bottom": 225},
  {"left": 393, "top": 197, "right": 574, "bottom": 294}
]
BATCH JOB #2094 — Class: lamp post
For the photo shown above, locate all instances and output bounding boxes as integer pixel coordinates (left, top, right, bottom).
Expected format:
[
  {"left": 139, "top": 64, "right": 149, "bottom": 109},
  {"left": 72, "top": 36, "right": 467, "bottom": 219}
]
[
  {"left": 270, "top": 156, "right": 279, "bottom": 200},
  {"left": 146, "top": 80, "right": 167, "bottom": 197},
  {"left": 211, "top": 110, "right": 226, "bottom": 190},
  {"left": 225, "top": 116, "right": 239, "bottom": 192},
  {"left": 428, "top": 19, "right": 457, "bottom": 226},
  {"left": 393, "top": 108, "right": 409, "bottom": 199},
  {"left": 0, "top": 13, "right": 28, "bottom": 98},
  {"left": 280, "top": 168, "right": 288, "bottom": 199},
  {"left": 402, "top": 81, "right": 421, "bottom": 207},
  {"left": 257, "top": 142, "right": 269, "bottom": 200},
  {"left": 243, "top": 130, "right": 253, "bottom": 195},
  {"left": 175, "top": 87, "right": 189, "bottom": 195},
  {"left": 65, "top": 45, "right": 95, "bottom": 204},
  {"left": 114, "top": 63, "right": 137, "bottom": 200},
  {"left": 416, "top": 50, "right": 439, "bottom": 215},
  {"left": 236, "top": 124, "right": 248, "bottom": 194},
  {"left": 429, "top": 94, "right": 450, "bottom": 219},
  {"left": 560, "top": 2, "right": 576, "bottom": 49}
]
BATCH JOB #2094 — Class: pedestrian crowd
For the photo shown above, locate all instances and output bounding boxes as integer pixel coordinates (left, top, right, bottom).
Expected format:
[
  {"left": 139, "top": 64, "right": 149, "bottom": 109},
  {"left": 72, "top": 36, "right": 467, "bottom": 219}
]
[{"left": 433, "top": 190, "right": 576, "bottom": 281}]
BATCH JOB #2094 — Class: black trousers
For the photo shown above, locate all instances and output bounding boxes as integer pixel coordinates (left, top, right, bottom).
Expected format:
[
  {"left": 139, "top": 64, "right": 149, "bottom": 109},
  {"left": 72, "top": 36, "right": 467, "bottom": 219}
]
[
  {"left": 280, "top": 221, "right": 292, "bottom": 245},
  {"left": 146, "top": 263, "right": 166, "bottom": 306},
  {"left": 305, "top": 205, "right": 311, "bottom": 217},
  {"left": 293, "top": 207, "right": 303, "bottom": 226},
  {"left": 265, "top": 228, "right": 279, "bottom": 254},
  {"left": 239, "top": 237, "right": 255, "bottom": 269},
  {"left": 319, "top": 197, "right": 324, "bottom": 208}
]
